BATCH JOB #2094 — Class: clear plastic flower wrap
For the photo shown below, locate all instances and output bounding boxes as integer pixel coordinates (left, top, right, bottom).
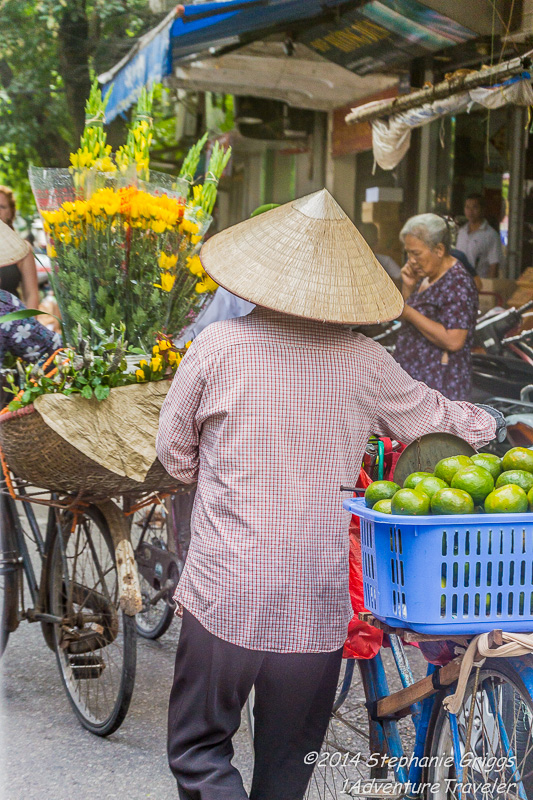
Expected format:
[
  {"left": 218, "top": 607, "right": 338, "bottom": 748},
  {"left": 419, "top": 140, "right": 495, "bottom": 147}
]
[{"left": 29, "top": 84, "right": 230, "bottom": 350}]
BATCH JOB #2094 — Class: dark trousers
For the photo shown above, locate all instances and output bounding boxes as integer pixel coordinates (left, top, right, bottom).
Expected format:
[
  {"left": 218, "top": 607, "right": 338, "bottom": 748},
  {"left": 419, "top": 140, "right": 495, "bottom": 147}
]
[{"left": 168, "top": 608, "right": 343, "bottom": 800}]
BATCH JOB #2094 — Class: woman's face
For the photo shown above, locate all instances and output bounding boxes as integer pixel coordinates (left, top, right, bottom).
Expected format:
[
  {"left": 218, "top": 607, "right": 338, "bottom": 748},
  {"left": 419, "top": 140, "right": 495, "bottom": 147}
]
[
  {"left": 0, "top": 193, "right": 13, "bottom": 225},
  {"left": 403, "top": 233, "right": 444, "bottom": 279}
]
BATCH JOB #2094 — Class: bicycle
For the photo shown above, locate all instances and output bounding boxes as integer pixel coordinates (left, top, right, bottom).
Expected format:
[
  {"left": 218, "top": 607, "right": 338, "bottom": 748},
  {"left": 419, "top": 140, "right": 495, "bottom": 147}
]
[
  {"left": 130, "top": 487, "right": 194, "bottom": 640},
  {"left": 302, "top": 624, "right": 533, "bottom": 799},
  {"left": 0, "top": 482, "right": 136, "bottom": 736},
  {"left": 301, "top": 468, "right": 533, "bottom": 800}
]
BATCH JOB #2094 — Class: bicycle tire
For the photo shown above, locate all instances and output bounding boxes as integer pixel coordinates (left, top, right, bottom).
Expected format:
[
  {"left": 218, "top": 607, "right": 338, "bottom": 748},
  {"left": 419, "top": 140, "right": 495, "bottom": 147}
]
[
  {"left": 425, "top": 659, "right": 533, "bottom": 800},
  {"left": 131, "top": 500, "right": 175, "bottom": 640},
  {"left": 49, "top": 505, "right": 136, "bottom": 736},
  {"left": 0, "top": 496, "right": 20, "bottom": 657}
]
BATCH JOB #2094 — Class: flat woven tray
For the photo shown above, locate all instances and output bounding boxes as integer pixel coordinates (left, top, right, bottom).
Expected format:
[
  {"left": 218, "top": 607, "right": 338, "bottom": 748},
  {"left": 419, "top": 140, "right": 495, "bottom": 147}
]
[{"left": 0, "top": 404, "right": 183, "bottom": 500}]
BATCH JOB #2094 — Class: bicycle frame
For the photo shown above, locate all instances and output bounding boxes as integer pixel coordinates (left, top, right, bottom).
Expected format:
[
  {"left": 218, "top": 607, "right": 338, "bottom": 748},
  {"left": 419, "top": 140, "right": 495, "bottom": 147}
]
[
  {"left": 357, "top": 649, "right": 437, "bottom": 793},
  {"left": 342, "top": 647, "right": 533, "bottom": 799},
  {"left": 2, "top": 489, "right": 69, "bottom": 634}
]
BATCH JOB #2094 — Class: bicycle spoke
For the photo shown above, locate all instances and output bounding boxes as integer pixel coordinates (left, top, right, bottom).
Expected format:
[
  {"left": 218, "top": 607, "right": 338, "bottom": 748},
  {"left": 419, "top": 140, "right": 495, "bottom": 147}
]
[{"left": 50, "top": 507, "right": 135, "bottom": 735}]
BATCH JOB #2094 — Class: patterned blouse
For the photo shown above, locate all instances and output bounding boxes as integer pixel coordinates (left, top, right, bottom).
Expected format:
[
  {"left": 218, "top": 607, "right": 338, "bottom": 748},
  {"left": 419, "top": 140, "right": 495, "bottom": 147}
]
[
  {"left": 0, "top": 290, "right": 61, "bottom": 365},
  {"left": 394, "top": 262, "right": 478, "bottom": 401}
]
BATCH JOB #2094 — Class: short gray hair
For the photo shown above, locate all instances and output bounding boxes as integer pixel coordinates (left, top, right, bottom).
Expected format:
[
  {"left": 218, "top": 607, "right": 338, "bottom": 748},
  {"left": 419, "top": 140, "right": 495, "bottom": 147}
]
[{"left": 400, "top": 213, "right": 452, "bottom": 252}]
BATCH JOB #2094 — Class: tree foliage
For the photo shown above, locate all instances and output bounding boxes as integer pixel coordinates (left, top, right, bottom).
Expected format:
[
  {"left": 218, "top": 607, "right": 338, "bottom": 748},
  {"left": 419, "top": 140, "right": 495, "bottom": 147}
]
[{"left": 0, "top": 0, "right": 161, "bottom": 214}]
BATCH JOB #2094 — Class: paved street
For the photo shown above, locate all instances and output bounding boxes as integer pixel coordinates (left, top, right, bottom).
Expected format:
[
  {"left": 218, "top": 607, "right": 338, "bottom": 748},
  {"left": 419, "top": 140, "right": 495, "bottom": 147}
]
[
  {"left": 1, "top": 607, "right": 427, "bottom": 800},
  {"left": 0, "top": 615, "right": 254, "bottom": 800}
]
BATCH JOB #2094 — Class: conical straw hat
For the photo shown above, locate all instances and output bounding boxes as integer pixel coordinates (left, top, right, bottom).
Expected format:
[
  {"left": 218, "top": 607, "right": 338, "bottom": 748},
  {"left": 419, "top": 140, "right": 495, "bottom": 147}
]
[
  {"left": 200, "top": 188, "right": 404, "bottom": 325},
  {"left": 0, "top": 219, "right": 30, "bottom": 268}
]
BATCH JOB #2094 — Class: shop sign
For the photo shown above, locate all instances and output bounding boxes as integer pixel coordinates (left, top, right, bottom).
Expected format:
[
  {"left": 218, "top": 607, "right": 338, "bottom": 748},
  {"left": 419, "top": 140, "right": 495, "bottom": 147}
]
[{"left": 300, "top": 0, "right": 475, "bottom": 75}]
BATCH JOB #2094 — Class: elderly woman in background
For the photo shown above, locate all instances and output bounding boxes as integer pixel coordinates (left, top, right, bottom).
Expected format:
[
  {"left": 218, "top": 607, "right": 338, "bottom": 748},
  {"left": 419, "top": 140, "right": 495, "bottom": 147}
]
[
  {"left": 394, "top": 213, "right": 478, "bottom": 401},
  {"left": 0, "top": 185, "right": 40, "bottom": 309}
]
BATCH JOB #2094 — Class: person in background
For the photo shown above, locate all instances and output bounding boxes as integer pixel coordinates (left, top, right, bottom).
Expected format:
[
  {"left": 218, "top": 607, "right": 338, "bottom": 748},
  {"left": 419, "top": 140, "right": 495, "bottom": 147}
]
[
  {"left": 0, "top": 185, "right": 40, "bottom": 309},
  {"left": 456, "top": 193, "right": 502, "bottom": 279},
  {"left": 177, "top": 286, "right": 254, "bottom": 345},
  {"left": 359, "top": 221, "right": 401, "bottom": 282},
  {"left": 395, "top": 213, "right": 478, "bottom": 401}
]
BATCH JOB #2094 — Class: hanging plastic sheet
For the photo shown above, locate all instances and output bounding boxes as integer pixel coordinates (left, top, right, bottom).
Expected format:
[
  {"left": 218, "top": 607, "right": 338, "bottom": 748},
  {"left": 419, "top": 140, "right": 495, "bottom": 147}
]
[{"left": 371, "top": 72, "right": 533, "bottom": 170}]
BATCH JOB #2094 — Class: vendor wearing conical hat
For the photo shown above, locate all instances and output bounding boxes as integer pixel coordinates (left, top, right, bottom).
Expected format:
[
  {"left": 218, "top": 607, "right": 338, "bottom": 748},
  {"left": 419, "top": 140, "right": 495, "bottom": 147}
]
[{"left": 157, "top": 190, "right": 498, "bottom": 800}]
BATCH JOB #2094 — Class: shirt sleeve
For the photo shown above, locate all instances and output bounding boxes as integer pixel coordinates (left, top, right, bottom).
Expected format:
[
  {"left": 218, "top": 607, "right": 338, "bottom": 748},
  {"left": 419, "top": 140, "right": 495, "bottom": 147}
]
[
  {"left": 156, "top": 341, "right": 205, "bottom": 484},
  {"left": 487, "top": 228, "right": 502, "bottom": 265},
  {"left": 372, "top": 347, "right": 496, "bottom": 448}
]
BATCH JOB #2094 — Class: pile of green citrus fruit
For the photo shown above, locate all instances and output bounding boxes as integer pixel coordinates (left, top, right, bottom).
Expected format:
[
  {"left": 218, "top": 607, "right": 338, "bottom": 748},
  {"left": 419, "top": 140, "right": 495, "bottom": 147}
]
[{"left": 364, "top": 447, "right": 533, "bottom": 516}]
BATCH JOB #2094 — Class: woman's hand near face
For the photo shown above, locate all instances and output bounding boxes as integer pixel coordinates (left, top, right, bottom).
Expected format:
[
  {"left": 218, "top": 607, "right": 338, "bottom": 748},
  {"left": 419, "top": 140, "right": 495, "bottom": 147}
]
[{"left": 400, "top": 262, "right": 419, "bottom": 300}]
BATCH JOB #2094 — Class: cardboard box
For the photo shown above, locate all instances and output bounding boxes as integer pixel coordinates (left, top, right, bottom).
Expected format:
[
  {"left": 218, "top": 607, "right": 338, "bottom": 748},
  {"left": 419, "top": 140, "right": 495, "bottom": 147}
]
[
  {"left": 479, "top": 278, "right": 517, "bottom": 315},
  {"left": 506, "top": 285, "right": 533, "bottom": 310},
  {"left": 361, "top": 201, "right": 401, "bottom": 223},
  {"left": 365, "top": 187, "right": 404, "bottom": 203},
  {"left": 361, "top": 201, "right": 403, "bottom": 263},
  {"left": 517, "top": 267, "right": 533, "bottom": 286}
]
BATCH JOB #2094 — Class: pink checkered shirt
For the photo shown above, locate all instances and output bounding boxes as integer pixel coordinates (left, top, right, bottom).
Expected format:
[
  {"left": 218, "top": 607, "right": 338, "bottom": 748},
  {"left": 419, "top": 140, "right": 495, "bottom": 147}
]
[{"left": 156, "top": 308, "right": 495, "bottom": 653}]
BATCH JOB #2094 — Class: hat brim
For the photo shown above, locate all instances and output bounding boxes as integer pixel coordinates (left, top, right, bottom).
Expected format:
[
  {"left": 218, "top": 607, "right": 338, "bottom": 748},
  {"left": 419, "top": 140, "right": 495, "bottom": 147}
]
[
  {"left": 200, "top": 191, "right": 404, "bottom": 326},
  {"left": 0, "top": 219, "right": 30, "bottom": 268}
]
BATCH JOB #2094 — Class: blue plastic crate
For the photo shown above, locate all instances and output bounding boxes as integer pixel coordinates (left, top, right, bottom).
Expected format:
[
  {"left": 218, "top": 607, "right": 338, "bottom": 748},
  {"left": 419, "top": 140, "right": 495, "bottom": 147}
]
[{"left": 344, "top": 497, "right": 533, "bottom": 634}]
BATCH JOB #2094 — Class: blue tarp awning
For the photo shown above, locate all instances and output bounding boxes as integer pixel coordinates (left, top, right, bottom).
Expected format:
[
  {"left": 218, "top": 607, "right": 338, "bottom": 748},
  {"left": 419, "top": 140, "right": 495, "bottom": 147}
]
[
  {"left": 99, "top": 0, "right": 475, "bottom": 123},
  {"left": 99, "top": 1, "right": 355, "bottom": 122}
]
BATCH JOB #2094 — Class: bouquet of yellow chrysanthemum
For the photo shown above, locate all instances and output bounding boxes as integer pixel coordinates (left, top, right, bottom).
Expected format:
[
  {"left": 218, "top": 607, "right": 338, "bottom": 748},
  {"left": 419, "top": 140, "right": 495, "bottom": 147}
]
[{"left": 29, "top": 81, "right": 229, "bottom": 351}]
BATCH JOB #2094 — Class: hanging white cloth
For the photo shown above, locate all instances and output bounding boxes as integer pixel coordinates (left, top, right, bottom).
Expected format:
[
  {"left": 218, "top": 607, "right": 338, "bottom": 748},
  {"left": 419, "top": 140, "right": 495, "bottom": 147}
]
[{"left": 369, "top": 73, "right": 533, "bottom": 170}]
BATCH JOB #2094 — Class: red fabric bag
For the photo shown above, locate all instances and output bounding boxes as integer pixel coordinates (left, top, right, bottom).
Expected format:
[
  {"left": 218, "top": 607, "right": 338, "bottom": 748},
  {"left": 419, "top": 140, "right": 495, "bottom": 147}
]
[{"left": 342, "top": 438, "right": 405, "bottom": 660}]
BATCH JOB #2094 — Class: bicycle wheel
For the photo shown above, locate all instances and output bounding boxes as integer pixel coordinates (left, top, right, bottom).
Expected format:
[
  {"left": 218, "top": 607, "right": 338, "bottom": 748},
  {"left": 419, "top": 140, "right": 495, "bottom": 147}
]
[
  {"left": 131, "top": 500, "right": 176, "bottom": 640},
  {"left": 0, "top": 495, "right": 20, "bottom": 657},
  {"left": 426, "top": 659, "right": 533, "bottom": 799},
  {"left": 303, "top": 658, "right": 378, "bottom": 799},
  {"left": 49, "top": 505, "right": 136, "bottom": 736}
]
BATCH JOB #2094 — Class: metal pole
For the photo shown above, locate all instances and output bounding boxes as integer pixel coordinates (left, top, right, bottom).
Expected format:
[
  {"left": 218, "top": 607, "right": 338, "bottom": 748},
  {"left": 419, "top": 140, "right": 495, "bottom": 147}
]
[
  {"left": 417, "top": 61, "right": 434, "bottom": 214},
  {"left": 507, "top": 106, "right": 528, "bottom": 280},
  {"left": 345, "top": 51, "right": 533, "bottom": 126}
]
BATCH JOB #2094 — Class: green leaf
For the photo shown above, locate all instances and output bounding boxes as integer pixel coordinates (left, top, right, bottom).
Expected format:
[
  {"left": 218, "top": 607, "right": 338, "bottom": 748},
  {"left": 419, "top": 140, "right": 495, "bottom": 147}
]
[
  {"left": 8, "top": 400, "right": 23, "bottom": 412},
  {"left": 94, "top": 385, "right": 110, "bottom": 401},
  {"left": 0, "top": 308, "right": 49, "bottom": 324},
  {"left": 80, "top": 384, "right": 93, "bottom": 399}
]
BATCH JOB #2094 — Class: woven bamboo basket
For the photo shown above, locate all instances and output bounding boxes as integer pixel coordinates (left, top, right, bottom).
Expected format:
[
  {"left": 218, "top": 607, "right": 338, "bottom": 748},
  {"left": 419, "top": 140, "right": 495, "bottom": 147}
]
[{"left": 0, "top": 404, "right": 182, "bottom": 500}]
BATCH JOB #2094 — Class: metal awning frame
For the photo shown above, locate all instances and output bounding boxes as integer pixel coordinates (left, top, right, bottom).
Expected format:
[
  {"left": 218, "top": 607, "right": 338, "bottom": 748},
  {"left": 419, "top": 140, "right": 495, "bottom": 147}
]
[{"left": 345, "top": 49, "right": 533, "bottom": 126}]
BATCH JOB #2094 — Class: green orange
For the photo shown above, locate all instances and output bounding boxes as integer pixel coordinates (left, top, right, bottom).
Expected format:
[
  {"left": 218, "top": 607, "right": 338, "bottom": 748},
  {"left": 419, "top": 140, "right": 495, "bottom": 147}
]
[
  {"left": 414, "top": 476, "right": 448, "bottom": 499},
  {"left": 495, "top": 470, "right": 533, "bottom": 493},
  {"left": 484, "top": 484, "right": 528, "bottom": 514},
  {"left": 451, "top": 465, "right": 494, "bottom": 505},
  {"left": 391, "top": 488, "right": 430, "bottom": 516},
  {"left": 502, "top": 447, "right": 533, "bottom": 474},
  {"left": 434, "top": 455, "right": 473, "bottom": 485},
  {"left": 365, "top": 480, "right": 401, "bottom": 508},
  {"left": 471, "top": 453, "right": 502, "bottom": 482},
  {"left": 373, "top": 498, "right": 392, "bottom": 514},
  {"left": 431, "top": 488, "right": 475, "bottom": 515},
  {"left": 403, "top": 471, "right": 433, "bottom": 489}
]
